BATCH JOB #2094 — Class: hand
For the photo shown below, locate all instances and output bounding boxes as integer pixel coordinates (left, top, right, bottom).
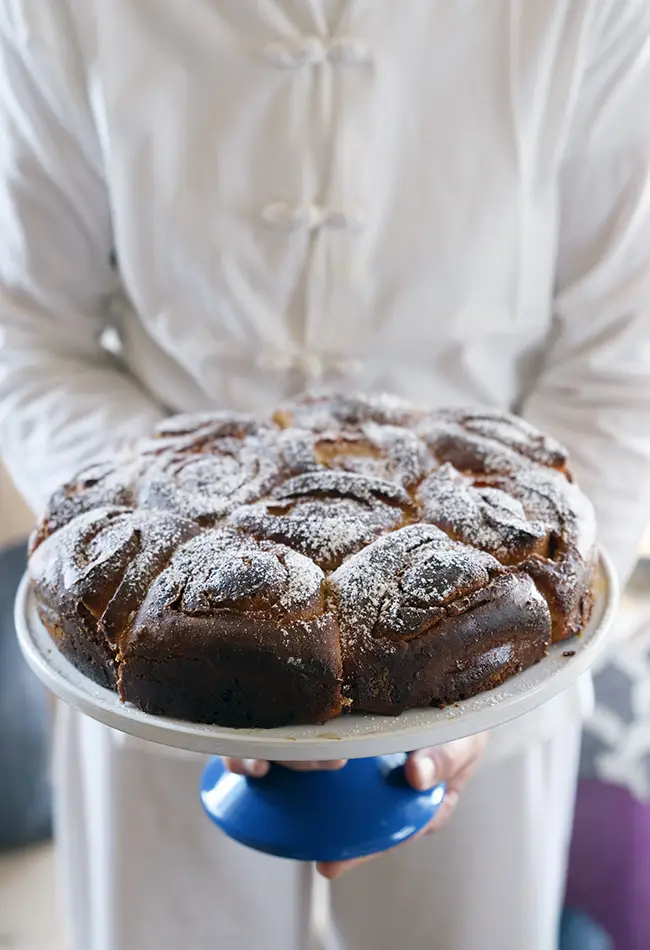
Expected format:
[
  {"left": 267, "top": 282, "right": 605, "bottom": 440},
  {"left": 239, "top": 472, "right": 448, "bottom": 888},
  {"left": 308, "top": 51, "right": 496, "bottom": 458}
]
[{"left": 223, "top": 732, "right": 488, "bottom": 879}]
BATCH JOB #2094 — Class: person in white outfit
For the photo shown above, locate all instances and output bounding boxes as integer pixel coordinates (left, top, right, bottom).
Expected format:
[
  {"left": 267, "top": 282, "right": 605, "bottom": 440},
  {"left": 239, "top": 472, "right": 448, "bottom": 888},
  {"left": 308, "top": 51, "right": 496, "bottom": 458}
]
[{"left": 1, "top": 2, "right": 650, "bottom": 949}]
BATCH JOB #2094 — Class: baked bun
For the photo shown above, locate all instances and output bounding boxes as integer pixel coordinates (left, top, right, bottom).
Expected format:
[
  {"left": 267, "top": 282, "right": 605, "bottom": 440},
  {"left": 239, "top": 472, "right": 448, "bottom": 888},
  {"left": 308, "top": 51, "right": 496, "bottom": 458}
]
[{"left": 29, "top": 393, "right": 597, "bottom": 727}]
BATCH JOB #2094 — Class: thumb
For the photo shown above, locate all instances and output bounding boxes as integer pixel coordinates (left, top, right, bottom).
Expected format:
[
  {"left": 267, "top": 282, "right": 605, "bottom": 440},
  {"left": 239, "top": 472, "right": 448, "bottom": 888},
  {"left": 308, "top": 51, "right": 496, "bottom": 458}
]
[{"left": 405, "top": 734, "right": 487, "bottom": 792}]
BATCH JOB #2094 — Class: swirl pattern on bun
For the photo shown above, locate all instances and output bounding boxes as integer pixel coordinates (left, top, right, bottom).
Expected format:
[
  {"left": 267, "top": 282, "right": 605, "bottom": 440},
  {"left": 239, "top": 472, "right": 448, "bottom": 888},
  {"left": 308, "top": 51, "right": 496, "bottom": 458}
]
[{"left": 29, "top": 392, "right": 596, "bottom": 727}]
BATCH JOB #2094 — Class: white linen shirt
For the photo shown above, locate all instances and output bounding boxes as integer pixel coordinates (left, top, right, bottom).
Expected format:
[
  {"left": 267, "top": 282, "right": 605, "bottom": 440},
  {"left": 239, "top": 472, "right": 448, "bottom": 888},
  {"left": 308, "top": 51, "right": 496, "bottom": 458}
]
[{"left": 1, "top": 2, "right": 650, "bottom": 757}]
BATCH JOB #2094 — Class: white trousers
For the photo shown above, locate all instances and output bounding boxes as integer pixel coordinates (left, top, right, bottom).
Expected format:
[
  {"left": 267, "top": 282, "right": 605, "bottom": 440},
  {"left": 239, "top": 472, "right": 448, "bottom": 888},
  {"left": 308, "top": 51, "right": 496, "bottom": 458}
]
[{"left": 54, "top": 706, "right": 580, "bottom": 950}]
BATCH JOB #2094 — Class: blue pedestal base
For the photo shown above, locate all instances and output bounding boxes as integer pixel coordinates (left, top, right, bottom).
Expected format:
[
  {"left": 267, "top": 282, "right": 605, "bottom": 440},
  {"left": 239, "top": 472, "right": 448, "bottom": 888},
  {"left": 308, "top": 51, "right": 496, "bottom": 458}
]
[{"left": 200, "top": 754, "right": 445, "bottom": 863}]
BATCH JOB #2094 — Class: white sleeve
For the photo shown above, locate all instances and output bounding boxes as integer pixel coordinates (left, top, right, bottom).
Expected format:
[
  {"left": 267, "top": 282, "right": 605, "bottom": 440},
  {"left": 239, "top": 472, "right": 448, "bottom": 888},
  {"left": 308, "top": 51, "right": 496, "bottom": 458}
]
[
  {"left": 0, "top": 8, "right": 164, "bottom": 515},
  {"left": 523, "top": 0, "right": 650, "bottom": 583}
]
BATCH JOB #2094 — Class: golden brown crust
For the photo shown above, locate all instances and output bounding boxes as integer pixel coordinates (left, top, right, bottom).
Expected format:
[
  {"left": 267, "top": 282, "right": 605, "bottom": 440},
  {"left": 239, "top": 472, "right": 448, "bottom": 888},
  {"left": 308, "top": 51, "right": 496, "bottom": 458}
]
[
  {"left": 30, "top": 506, "right": 200, "bottom": 688},
  {"left": 28, "top": 393, "right": 596, "bottom": 727},
  {"left": 330, "top": 524, "right": 551, "bottom": 712},
  {"left": 117, "top": 529, "right": 343, "bottom": 727}
]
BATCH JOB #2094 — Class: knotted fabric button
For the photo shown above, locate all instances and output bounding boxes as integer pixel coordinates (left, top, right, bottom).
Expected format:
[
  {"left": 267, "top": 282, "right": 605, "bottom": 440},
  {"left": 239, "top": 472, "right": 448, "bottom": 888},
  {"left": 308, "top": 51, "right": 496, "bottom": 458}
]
[
  {"left": 256, "top": 350, "right": 363, "bottom": 382},
  {"left": 262, "top": 203, "right": 365, "bottom": 233},
  {"left": 328, "top": 37, "right": 372, "bottom": 65},
  {"left": 261, "top": 202, "right": 325, "bottom": 232},
  {"left": 264, "top": 36, "right": 326, "bottom": 68},
  {"left": 256, "top": 349, "right": 323, "bottom": 381}
]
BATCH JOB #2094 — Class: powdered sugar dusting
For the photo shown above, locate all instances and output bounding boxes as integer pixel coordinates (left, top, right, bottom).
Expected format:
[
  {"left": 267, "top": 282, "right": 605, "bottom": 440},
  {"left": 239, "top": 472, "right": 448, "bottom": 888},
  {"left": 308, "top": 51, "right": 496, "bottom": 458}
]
[
  {"left": 153, "top": 410, "right": 258, "bottom": 440},
  {"left": 137, "top": 428, "right": 286, "bottom": 525},
  {"left": 33, "top": 455, "right": 144, "bottom": 545},
  {"left": 276, "top": 391, "right": 425, "bottom": 432},
  {"left": 331, "top": 524, "right": 502, "bottom": 645},
  {"left": 139, "top": 528, "right": 325, "bottom": 624},
  {"left": 435, "top": 408, "right": 568, "bottom": 470},
  {"left": 418, "top": 463, "right": 548, "bottom": 563},
  {"left": 30, "top": 391, "right": 596, "bottom": 725},
  {"left": 229, "top": 470, "right": 412, "bottom": 570},
  {"left": 29, "top": 505, "right": 200, "bottom": 650}
]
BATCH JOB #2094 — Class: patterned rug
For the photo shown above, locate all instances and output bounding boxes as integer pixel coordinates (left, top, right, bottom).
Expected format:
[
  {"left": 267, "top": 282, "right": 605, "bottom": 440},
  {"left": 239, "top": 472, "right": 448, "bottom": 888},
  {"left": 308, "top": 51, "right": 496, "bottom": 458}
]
[{"left": 566, "top": 559, "right": 650, "bottom": 950}]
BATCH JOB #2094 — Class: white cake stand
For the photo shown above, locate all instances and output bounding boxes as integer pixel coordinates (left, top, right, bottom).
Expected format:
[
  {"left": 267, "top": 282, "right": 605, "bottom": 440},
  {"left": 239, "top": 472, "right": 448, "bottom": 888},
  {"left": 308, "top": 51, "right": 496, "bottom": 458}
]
[{"left": 15, "top": 550, "right": 618, "bottom": 862}]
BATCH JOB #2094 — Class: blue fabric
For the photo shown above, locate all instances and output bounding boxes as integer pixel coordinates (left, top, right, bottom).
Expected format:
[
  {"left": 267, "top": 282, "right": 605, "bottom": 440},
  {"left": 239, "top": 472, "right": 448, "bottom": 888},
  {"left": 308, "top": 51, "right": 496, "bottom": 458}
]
[
  {"left": 0, "top": 541, "right": 52, "bottom": 851},
  {"left": 560, "top": 908, "right": 614, "bottom": 950}
]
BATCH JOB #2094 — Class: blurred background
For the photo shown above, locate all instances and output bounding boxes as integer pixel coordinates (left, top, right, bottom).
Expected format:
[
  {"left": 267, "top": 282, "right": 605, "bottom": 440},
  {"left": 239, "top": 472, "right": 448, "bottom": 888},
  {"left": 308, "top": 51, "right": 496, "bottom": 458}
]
[
  {"left": 0, "top": 462, "right": 31, "bottom": 542},
  {"left": 0, "top": 464, "right": 61, "bottom": 950}
]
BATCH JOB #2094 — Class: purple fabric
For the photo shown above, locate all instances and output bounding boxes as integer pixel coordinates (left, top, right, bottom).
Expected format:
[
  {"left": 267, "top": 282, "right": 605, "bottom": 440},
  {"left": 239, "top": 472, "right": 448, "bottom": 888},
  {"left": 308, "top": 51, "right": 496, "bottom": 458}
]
[{"left": 566, "top": 778, "right": 650, "bottom": 950}]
